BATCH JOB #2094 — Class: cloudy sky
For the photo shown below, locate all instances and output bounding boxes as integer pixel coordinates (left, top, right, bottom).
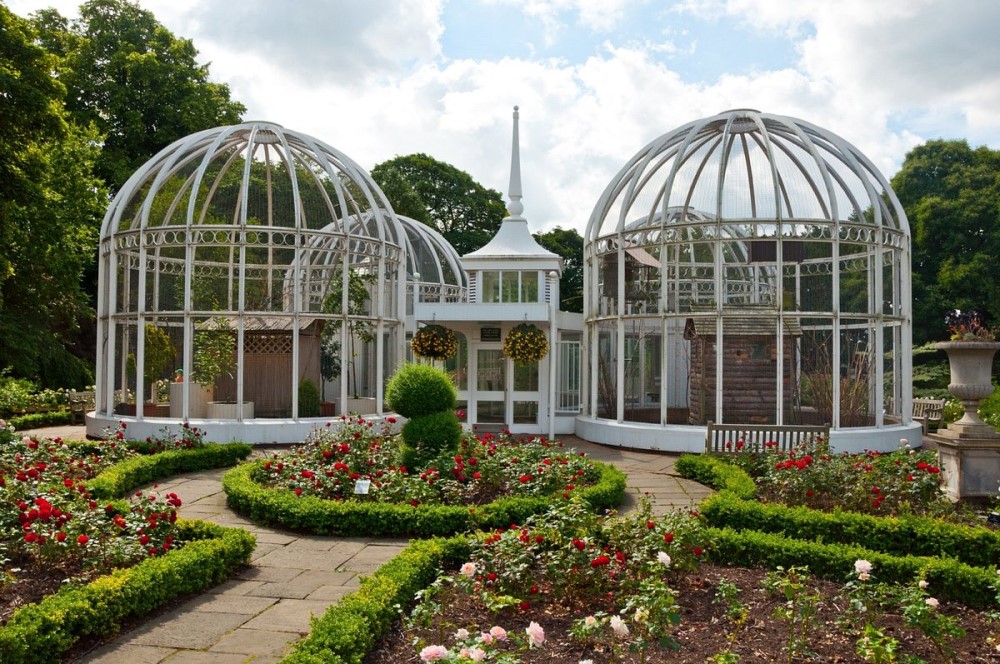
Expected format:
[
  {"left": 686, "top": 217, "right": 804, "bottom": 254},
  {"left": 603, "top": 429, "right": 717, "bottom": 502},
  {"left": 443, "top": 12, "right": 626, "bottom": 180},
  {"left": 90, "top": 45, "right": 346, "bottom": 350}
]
[{"left": 10, "top": 0, "right": 1000, "bottom": 235}]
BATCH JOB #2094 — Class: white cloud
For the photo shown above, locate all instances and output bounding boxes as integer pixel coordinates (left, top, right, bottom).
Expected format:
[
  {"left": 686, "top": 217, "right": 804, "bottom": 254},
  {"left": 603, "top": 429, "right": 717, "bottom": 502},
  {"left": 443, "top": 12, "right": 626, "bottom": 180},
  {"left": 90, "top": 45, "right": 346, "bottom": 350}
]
[
  {"left": 186, "top": 0, "right": 445, "bottom": 85},
  {"left": 484, "top": 0, "right": 638, "bottom": 31},
  {"left": 6, "top": 0, "right": 1000, "bottom": 235}
]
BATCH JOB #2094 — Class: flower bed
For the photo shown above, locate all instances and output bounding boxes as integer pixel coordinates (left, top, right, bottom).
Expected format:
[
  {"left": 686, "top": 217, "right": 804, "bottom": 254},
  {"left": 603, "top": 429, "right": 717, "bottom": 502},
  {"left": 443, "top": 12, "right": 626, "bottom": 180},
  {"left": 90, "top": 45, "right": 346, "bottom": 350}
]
[
  {"left": 283, "top": 501, "right": 1000, "bottom": 663},
  {"left": 0, "top": 423, "right": 255, "bottom": 662},
  {"left": 223, "top": 420, "right": 626, "bottom": 536}
]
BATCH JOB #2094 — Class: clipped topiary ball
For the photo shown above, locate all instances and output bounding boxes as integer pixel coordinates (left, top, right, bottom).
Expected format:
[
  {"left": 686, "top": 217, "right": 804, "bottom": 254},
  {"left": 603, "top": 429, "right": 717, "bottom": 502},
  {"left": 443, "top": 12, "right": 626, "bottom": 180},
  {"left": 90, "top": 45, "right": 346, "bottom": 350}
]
[
  {"left": 385, "top": 363, "right": 456, "bottom": 419},
  {"left": 400, "top": 410, "right": 462, "bottom": 470}
]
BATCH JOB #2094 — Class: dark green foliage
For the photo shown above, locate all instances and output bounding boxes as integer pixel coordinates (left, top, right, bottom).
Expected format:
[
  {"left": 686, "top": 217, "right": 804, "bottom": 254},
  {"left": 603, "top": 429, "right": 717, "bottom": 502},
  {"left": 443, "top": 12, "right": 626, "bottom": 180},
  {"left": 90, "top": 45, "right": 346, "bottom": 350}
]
[
  {"left": 8, "top": 410, "right": 73, "bottom": 430},
  {"left": 298, "top": 379, "right": 321, "bottom": 418},
  {"left": 699, "top": 490, "right": 1000, "bottom": 569},
  {"left": 384, "top": 363, "right": 456, "bottom": 419},
  {"left": 400, "top": 410, "right": 461, "bottom": 469},
  {"left": 534, "top": 226, "right": 584, "bottom": 313},
  {"left": 891, "top": 139, "right": 1000, "bottom": 345},
  {"left": 0, "top": 522, "right": 255, "bottom": 663},
  {"left": 370, "top": 154, "right": 506, "bottom": 256},
  {"left": 707, "top": 527, "right": 998, "bottom": 609},
  {"left": 222, "top": 460, "right": 626, "bottom": 537},
  {"left": 31, "top": 0, "right": 245, "bottom": 193},
  {"left": 87, "top": 443, "right": 252, "bottom": 499},
  {"left": 284, "top": 537, "right": 471, "bottom": 664},
  {"left": 674, "top": 454, "right": 756, "bottom": 499}
]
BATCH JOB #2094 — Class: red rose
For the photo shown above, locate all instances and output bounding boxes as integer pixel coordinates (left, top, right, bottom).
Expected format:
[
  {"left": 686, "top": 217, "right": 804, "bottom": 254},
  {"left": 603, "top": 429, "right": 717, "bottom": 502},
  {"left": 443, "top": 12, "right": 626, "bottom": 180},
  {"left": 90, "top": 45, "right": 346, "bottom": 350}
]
[{"left": 77, "top": 534, "right": 89, "bottom": 545}]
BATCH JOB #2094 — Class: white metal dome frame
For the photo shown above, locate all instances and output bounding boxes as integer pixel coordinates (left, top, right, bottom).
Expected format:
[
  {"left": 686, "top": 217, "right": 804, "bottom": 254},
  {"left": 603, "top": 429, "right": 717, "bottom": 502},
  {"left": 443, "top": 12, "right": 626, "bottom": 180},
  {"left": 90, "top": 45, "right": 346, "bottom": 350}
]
[
  {"left": 91, "top": 122, "right": 410, "bottom": 441},
  {"left": 581, "top": 109, "right": 917, "bottom": 451}
]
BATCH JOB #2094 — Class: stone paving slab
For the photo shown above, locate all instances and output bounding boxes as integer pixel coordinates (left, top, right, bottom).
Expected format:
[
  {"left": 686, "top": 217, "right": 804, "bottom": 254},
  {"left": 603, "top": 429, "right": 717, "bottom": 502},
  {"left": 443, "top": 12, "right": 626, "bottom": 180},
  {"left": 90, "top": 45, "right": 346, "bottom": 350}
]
[
  {"left": 241, "top": 599, "right": 333, "bottom": 633},
  {"left": 209, "top": 627, "right": 297, "bottom": 657},
  {"left": 128, "top": 609, "right": 249, "bottom": 649}
]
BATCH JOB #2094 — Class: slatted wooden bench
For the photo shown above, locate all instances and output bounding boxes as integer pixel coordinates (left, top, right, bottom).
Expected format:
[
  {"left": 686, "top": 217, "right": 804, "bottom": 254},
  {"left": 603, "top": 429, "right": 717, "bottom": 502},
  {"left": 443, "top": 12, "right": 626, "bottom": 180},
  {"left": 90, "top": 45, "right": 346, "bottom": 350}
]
[
  {"left": 68, "top": 390, "right": 96, "bottom": 425},
  {"left": 705, "top": 422, "right": 830, "bottom": 454},
  {"left": 912, "top": 398, "right": 946, "bottom": 434}
]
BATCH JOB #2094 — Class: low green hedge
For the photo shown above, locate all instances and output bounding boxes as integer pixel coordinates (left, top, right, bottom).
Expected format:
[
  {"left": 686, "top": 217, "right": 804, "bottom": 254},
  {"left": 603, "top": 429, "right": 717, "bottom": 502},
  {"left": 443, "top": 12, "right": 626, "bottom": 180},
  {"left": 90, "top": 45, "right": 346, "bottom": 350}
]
[
  {"left": 708, "top": 526, "right": 999, "bottom": 609},
  {"left": 88, "top": 443, "right": 253, "bottom": 499},
  {"left": 675, "top": 453, "right": 756, "bottom": 498},
  {"left": 700, "top": 490, "right": 1000, "bottom": 569},
  {"left": 223, "top": 460, "right": 627, "bottom": 537},
  {"left": 8, "top": 410, "right": 73, "bottom": 430},
  {"left": 282, "top": 536, "right": 470, "bottom": 664},
  {"left": 0, "top": 520, "right": 255, "bottom": 664}
]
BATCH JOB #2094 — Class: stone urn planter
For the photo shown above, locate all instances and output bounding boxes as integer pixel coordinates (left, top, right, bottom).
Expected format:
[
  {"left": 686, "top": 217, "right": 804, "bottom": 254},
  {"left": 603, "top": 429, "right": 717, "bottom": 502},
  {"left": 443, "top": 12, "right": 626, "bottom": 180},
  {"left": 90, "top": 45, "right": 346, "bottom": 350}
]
[
  {"left": 930, "top": 341, "right": 1000, "bottom": 501},
  {"left": 934, "top": 341, "right": 1000, "bottom": 430}
]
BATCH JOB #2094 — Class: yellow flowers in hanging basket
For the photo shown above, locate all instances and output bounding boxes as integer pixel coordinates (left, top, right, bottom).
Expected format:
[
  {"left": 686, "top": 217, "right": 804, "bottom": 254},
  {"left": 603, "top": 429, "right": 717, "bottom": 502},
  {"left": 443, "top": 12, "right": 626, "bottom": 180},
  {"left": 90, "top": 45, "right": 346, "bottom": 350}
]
[
  {"left": 503, "top": 323, "right": 549, "bottom": 363},
  {"left": 411, "top": 324, "right": 459, "bottom": 360}
]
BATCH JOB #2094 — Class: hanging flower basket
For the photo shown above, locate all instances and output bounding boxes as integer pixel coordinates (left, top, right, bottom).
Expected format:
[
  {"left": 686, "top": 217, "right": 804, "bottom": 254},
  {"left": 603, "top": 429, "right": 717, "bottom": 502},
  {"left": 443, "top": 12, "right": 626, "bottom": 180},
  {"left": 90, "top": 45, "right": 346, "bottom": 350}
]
[
  {"left": 503, "top": 323, "right": 549, "bottom": 363},
  {"left": 411, "top": 324, "right": 458, "bottom": 360}
]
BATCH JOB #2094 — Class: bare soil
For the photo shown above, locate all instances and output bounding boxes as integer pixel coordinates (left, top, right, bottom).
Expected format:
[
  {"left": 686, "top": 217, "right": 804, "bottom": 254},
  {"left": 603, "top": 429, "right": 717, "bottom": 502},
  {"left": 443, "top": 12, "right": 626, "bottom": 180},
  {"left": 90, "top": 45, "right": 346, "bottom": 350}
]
[{"left": 367, "top": 564, "right": 1000, "bottom": 663}]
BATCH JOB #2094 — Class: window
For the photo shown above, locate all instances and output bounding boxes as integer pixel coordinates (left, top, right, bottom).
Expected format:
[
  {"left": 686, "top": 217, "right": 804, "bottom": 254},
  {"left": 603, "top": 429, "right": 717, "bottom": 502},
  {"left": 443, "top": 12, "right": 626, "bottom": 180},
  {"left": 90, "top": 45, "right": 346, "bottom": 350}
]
[{"left": 479, "top": 270, "right": 539, "bottom": 303}]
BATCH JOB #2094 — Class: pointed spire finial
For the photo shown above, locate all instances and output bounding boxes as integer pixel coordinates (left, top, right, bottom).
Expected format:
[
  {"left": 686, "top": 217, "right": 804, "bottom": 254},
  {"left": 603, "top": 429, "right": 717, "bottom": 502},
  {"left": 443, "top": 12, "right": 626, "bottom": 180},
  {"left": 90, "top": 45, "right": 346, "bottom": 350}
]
[{"left": 507, "top": 105, "right": 524, "bottom": 218}]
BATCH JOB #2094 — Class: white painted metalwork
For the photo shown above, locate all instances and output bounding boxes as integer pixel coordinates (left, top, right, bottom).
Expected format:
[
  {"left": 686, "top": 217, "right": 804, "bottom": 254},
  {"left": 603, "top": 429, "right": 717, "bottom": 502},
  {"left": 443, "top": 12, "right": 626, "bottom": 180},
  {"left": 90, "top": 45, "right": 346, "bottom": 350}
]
[
  {"left": 92, "top": 122, "right": 409, "bottom": 438},
  {"left": 583, "top": 109, "right": 912, "bottom": 433}
]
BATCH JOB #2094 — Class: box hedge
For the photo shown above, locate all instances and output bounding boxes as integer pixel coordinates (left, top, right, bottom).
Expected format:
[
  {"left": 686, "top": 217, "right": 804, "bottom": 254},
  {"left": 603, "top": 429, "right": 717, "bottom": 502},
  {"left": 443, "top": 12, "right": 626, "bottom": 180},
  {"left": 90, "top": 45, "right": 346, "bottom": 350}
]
[
  {"left": 0, "top": 520, "right": 255, "bottom": 664},
  {"left": 223, "top": 459, "right": 626, "bottom": 537}
]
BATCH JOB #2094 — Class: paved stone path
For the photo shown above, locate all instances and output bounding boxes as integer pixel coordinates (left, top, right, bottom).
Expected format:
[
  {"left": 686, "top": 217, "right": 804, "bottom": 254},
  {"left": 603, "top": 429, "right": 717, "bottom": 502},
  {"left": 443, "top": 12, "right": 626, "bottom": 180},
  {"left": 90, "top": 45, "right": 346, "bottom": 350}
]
[{"left": 25, "top": 427, "right": 712, "bottom": 663}]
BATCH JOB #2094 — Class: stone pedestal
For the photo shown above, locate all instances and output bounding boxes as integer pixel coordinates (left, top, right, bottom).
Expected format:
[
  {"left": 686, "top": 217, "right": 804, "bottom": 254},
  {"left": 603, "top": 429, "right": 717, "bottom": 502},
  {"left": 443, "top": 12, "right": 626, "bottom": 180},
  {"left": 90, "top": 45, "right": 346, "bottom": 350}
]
[{"left": 930, "top": 431, "right": 1000, "bottom": 501}]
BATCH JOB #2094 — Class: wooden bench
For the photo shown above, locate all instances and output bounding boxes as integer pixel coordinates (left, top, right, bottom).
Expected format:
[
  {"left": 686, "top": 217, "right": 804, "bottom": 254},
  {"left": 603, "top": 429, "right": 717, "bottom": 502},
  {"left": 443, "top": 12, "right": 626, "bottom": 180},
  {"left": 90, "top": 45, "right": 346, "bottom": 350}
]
[
  {"left": 68, "top": 390, "right": 96, "bottom": 425},
  {"left": 912, "top": 398, "right": 946, "bottom": 434},
  {"left": 705, "top": 421, "right": 830, "bottom": 454}
]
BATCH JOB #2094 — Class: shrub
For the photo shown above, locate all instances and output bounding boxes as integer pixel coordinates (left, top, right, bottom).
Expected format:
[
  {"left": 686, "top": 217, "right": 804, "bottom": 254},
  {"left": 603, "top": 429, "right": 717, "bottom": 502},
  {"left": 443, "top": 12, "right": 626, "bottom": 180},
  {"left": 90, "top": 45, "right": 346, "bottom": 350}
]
[
  {"left": 384, "top": 363, "right": 456, "bottom": 419},
  {"left": 8, "top": 410, "right": 72, "bottom": 430},
  {"left": 401, "top": 410, "right": 461, "bottom": 469},
  {"left": 298, "top": 379, "right": 321, "bottom": 418}
]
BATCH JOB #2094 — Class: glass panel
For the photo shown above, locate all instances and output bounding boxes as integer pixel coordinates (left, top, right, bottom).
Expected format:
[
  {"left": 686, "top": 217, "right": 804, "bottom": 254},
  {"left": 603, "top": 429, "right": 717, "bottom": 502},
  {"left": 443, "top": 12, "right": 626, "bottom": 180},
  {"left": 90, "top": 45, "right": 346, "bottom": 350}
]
[
  {"left": 443, "top": 333, "right": 469, "bottom": 390},
  {"left": 502, "top": 272, "right": 519, "bottom": 303},
  {"left": 477, "top": 349, "right": 505, "bottom": 391},
  {"left": 596, "top": 323, "right": 616, "bottom": 419},
  {"left": 514, "top": 360, "right": 538, "bottom": 391},
  {"left": 521, "top": 271, "right": 538, "bottom": 302},
  {"left": 477, "top": 400, "right": 505, "bottom": 424},
  {"left": 481, "top": 271, "right": 500, "bottom": 303},
  {"left": 513, "top": 401, "right": 537, "bottom": 424}
]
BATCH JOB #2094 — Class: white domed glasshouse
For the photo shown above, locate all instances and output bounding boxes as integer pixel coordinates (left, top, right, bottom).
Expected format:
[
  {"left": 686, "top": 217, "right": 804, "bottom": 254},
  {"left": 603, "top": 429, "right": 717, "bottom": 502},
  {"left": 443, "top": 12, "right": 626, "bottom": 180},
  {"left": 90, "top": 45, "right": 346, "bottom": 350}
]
[
  {"left": 91, "top": 122, "right": 465, "bottom": 441},
  {"left": 578, "top": 109, "right": 918, "bottom": 451},
  {"left": 90, "top": 110, "right": 920, "bottom": 450}
]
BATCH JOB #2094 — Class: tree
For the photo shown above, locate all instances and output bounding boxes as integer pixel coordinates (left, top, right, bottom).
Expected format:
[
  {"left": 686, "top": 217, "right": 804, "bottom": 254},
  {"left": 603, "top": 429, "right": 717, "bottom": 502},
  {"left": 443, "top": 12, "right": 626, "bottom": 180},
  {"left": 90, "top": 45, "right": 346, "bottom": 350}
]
[
  {"left": 890, "top": 140, "right": 1000, "bottom": 344},
  {"left": 534, "top": 227, "right": 583, "bottom": 313},
  {"left": 0, "top": 6, "right": 106, "bottom": 387},
  {"left": 31, "top": 0, "right": 246, "bottom": 193},
  {"left": 371, "top": 154, "right": 506, "bottom": 255}
]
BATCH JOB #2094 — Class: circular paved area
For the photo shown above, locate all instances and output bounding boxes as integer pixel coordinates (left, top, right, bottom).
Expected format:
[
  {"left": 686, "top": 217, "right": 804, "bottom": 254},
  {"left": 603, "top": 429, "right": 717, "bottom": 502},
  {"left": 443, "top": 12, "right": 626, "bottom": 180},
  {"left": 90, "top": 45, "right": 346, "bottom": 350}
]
[{"left": 23, "top": 427, "right": 712, "bottom": 663}]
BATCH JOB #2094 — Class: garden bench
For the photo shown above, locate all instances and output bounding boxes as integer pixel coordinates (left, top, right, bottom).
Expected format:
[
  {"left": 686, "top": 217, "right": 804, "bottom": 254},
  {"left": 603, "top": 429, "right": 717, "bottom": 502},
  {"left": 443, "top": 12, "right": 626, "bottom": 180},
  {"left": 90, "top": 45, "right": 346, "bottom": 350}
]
[
  {"left": 68, "top": 390, "right": 96, "bottom": 425},
  {"left": 705, "top": 421, "right": 830, "bottom": 454},
  {"left": 912, "top": 397, "right": 946, "bottom": 434}
]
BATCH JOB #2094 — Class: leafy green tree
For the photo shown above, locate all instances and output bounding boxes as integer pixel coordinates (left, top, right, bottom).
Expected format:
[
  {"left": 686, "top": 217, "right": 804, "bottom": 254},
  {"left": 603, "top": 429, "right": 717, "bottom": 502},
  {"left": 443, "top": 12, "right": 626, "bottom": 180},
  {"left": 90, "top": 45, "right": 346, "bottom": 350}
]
[
  {"left": 371, "top": 154, "right": 506, "bottom": 255},
  {"left": 0, "top": 6, "right": 105, "bottom": 387},
  {"left": 31, "top": 0, "right": 246, "bottom": 193},
  {"left": 890, "top": 140, "right": 1000, "bottom": 344},
  {"left": 535, "top": 226, "right": 583, "bottom": 313}
]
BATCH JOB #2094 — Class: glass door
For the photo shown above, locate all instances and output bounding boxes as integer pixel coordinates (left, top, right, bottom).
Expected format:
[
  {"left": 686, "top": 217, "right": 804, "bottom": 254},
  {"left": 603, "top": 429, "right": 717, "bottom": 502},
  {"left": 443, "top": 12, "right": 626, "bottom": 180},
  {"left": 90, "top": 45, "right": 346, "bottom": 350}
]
[{"left": 476, "top": 348, "right": 506, "bottom": 424}]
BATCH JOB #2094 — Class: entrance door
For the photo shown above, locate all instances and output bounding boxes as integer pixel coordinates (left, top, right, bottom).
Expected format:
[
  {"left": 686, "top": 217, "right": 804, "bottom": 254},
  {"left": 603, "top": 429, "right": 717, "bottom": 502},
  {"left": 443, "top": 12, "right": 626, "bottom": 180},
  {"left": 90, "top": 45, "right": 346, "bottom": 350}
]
[{"left": 476, "top": 348, "right": 506, "bottom": 424}]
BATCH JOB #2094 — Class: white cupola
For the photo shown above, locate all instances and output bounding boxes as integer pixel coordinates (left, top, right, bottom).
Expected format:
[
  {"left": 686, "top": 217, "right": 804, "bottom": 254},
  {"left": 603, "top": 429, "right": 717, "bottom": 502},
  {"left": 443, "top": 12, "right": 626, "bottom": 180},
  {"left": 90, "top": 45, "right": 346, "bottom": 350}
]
[{"left": 463, "top": 106, "right": 561, "bottom": 304}]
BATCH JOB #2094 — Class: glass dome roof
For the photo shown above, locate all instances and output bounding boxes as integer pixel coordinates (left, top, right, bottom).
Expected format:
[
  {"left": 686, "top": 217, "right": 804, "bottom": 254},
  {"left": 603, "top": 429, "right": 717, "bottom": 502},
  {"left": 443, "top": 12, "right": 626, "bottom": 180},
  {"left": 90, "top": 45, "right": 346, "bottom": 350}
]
[{"left": 587, "top": 109, "right": 909, "bottom": 243}]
